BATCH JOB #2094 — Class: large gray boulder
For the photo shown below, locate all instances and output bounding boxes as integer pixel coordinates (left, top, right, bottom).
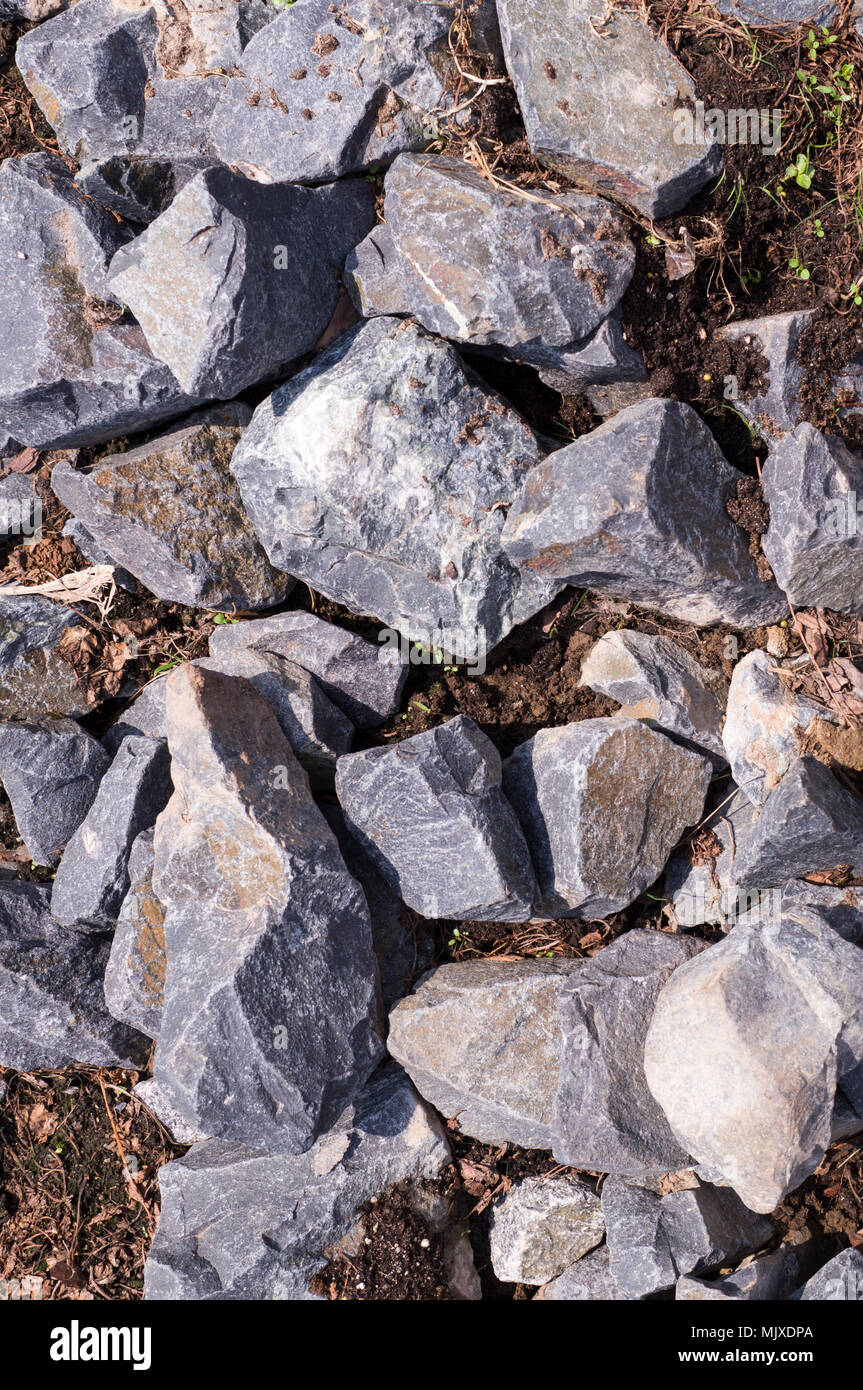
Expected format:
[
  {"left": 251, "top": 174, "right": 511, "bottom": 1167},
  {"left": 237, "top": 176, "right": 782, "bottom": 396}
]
[
  {"left": 336, "top": 716, "right": 537, "bottom": 922},
  {"left": 103, "top": 828, "right": 166, "bottom": 1041},
  {"left": 488, "top": 1175, "right": 605, "bottom": 1286},
  {"left": 722, "top": 650, "right": 834, "bottom": 806},
  {"left": 51, "top": 421, "right": 289, "bottom": 612},
  {"left": 0, "top": 718, "right": 109, "bottom": 867},
  {"left": 0, "top": 880, "right": 149, "bottom": 1070},
  {"left": 495, "top": 0, "right": 721, "bottom": 218},
  {"left": 231, "top": 318, "right": 558, "bottom": 661},
  {"left": 502, "top": 717, "right": 712, "bottom": 918},
  {"left": 0, "top": 596, "right": 95, "bottom": 721},
  {"left": 644, "top": 916, "right": 863, "bottom": 1212},
  {"left": 151, "top": 664, "right": 382, "bottom": 1154},
  {"left": 732, "top": 756, "right": 863, "bottom": 887},
  {"left": 145, "top": 1065, "right": 450, "bottom": 1300},
  {"left": 501, "top": 398, "right": 785, "bottom": 628}
]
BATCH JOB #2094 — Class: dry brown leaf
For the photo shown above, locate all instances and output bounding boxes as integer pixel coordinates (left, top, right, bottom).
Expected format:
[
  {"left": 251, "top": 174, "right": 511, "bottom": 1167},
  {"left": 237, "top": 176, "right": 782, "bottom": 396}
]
[
  {"left": 5, "top": 447, "right": 39, "bottom": 474},
  {"left": 27, "top": 1102, "right": 57, "bottom": 1142}
]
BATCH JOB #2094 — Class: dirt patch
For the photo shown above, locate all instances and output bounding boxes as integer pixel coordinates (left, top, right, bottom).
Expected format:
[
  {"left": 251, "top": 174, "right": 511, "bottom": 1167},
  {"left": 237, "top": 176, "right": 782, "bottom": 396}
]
[
  {"left": 309, "top": 1180, "right": 451, "bottom": 1301},
  {"left": 0, "top": 21, "right": 62, "bottom": 163}
]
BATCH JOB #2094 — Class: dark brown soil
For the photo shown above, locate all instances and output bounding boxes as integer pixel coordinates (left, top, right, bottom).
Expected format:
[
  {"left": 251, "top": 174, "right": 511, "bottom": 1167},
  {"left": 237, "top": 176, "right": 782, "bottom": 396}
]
[{"left": 309, "top": 1180, "right": 451, "bottom": 1301}]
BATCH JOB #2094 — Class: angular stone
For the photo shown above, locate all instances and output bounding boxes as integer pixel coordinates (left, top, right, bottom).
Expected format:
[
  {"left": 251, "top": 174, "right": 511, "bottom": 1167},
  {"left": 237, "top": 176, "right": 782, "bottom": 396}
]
[
  {"left": 798, "top": 1247, "right": 863, "bottom": 1300},
  {"left": 0, "top": 595, "right": 97, "bottom": 720},
  {"left": 644, "top": 916, "right": 863, "bottom": 1211},
  {"left": 344, "top": 224, "right": 411, "bottom": 320},
  {"left": 336, "top": 716, "right": 537, "bottom": 922},
  {"left": 51, "top": 421, "right": 289, "bottom": 611},
  {"left": 524, "top": 312, "right": 647, "bottom": 400},
  {"left": 580, "top": 628, "right": 726, "bottom": 763},
  {"left": 208, "top": 610, "right": 407, "bottom": 728},
  {"left": 0, "top": 154, "right": 205, "bottom": 449},
  {"left": 762, "top": 423, "right": 863, "bottom": 612},
  {"left": 75, "top": 154, "right": 213, "bottom": 225},
  {"left": 502, "top": 717, "right": 711, "bottom": 918},
  {"left": 0, "top": 717, "right": 109, "bottom": 866},
  {"left": 732, "top": 756, "right": 863, "bottom": 887},
  {"left": 387, "top": 959, "right": 581, "bottom": 1150},
  {"left": 553, "top": 931, "right": 706, "bottom": 1175},
  {"left": 715, "top": 310, "right": 813, "bottom": 437},
  {"left": 103, "top": 828, "right": 166, "bottom": 1040},
  {"left": 502, "top": 398, "right": 785, "bottom": 627},
  {"left": 0, "top": 1, "right": 68, "bottom": 19},
  {"left": 50, "top": 734, "right": 172, "bottom": 931},
  {"left": 489, "top": 1175, "right": 605, "bottom": 1285},
  {"left": 0, "top": 474, "right": 41, "bottom": 543},
  {"left": 61, "top": 520, "right": 138, "bottom": 593},
  {"left": 534, "top": 1245, "right": 622, "bottom": 1300},
  {"left": 713, "top": 0, "right": 836, "bottom": 22},
  {"left": 151, "top": 664, "right": 382, "bottom": 1154},
  {"left": 665, "top": 782, "right": 764, "bottom": 929},
  {"left": 231, "top": 318, "right": 558, "bottom": 661},
  {"left": 677, "top": 1240, "right": 824, "bottom": 1301},
  {"left": 496, "top": 0, "right": 721, "bottom": 219},
  {"left": 145, "top": 1064, "right": 450, "bottom": 1300},
  {"left": 723, "top": 650, "right": 836, "bottom": 806},
  {"left": 133, "top": 1075, "right": 207, "bottom": 1146},
  {"left": 108, "top": 168, "right": 375, "bottom": 398},
  {"left": 0, "top": 879, "right": 148, "bottom": 1070},
  {"left": 774, "top": 880, "right": 863, "bottom": 945}
]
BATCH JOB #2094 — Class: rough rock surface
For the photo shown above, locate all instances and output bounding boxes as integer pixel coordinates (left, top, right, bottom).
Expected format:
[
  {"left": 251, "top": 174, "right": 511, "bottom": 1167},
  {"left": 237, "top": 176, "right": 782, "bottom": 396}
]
[
  {"left": 151, "top": 664, "right": 382, "bottom": 1154},
  {"left": 0, "top": 474, "right": 41, "bottom": 542},
  {"left": 732, "top": 756, "right": 863, "bottom": 887},
  {"left": 0, "top": 595, "right": 95, "bottom": 721},
  {"left": 145, "top": 1065, "right": 450, "bottom": 1300},
  {"left": 676, "top": 1240, "right": 824, "bottom": 1301},
  {"left": 665, "top": 782, "right": 763, "bottom": 929},
  {"left": 336, "top": 716, "right": 537, "bottom": 922},
  {"left": 534, "top": 1245, "right": 622, "bottom": 1300},
  {"left": 716, "top": 310, "right": 812, "bottom": 436},
  {"left": 344, "top": 223, "right": 410, "bottom": 320},
  {"left": 103, "top": 828, "right": 166, "bottom": 1041},
  {"left": 495, "top": 0, "right": 721, "bottom": 218},
  {"left": 579, "top": 629, "right": 726, "bottom": 763},
  {"left": 387, "top": 960, "right": 581, "bottom": 1150},
  {"left": 0, "top": 880, "right": 148, "bottom": 1070},
  {"left": 502, "top": 716, "right": 711, "bottom": 918},
  {"left": 798, "top": 1247, "right": 863, "bottom": 1300},
  {"left": 501, "top": 398, "right": 785, "bottom": 628},
  {"left": 644, "top": 916, "right": 863, "bottom": 1211},
  {"left": 75, "top": 154, "right": 212, "bottom": 226},
  {"left": 231, "top": 318, "right": 558, "bottom": 660},
  {"left": 51, "top": 421, "right": 289, "bottom": 612},
  {"left": 488, "top": 1175, "right": 605, "bottom": 1285},
  {"left": 50, "top": 734, "right": 172, "bottom": 932},
  {"left": 0, "top": 718, "right": 109, "bottom": 867},
  {"left": 722, "top": 650, "right": 835, "bottom": 805}
]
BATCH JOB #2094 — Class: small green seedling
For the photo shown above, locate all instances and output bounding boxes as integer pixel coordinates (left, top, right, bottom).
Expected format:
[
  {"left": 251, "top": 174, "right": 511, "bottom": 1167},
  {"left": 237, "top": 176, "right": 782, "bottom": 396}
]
[{"left": 784, "top": 153, "right": 814, "bottom": 189}]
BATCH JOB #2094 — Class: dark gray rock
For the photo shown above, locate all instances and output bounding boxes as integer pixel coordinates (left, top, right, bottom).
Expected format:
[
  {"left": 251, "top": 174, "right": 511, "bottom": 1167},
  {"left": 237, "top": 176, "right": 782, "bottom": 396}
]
[
  {"left": 151, "top": 664, "right": 382, "bottom": 1154},
  {"left": 502, "top": 398, "right": 785, "bottom": 627},
  {"left": 144, "top": 1064, "right": 450, "bottom": 1300},
  {"left": 524, "top": 312, "right": 647, "bottom": 401},
  {"left": 344, "top": 224, "right": 410, "bottom": 320},
  {"left": 488, "top": 1175, "right": 605, "bottom": 1285},
  {"left": 732, "top": 756, "right": 863, "bottom": 887},
  {"left": 713, "top": 0, "right": 837, "bottom": 22},
  {"left": 0, "top": 717, "right": 109, "bottom": 866},
  {"left": 502, "top": 716, "right": 711, "bottom": 918},
  {"left": 208, "top": 610, "right": 407, "bottom": 728},
  {"left": 534, "top": 1245, "right": 622, "bottom": 1300},
  {"left": 715, "top": 310, "right": 813, "bottom": 437},
  {"left": 103, "top": 828, "right": 165, "bottom": 1040},
  {"left": 723, "top": 649, "right": 835, "bottom": 805},
  {"left": 774, "top": 880, "right": 863, "bottom": 945},
  {"left": 798, "top": 1247, "right": 863, "bottom": 1300},
  {"left": 50, "top": 734, "right": 172, "bottom": 932},
  {"left": 0, "top": 879, "right": 148, "bottom": 1069},
  {"left": 51, "top": 420, "right": 289, "bottom": 611},
  {"left": 677, "top": 1239, "right": 826, "bottom": 1301},
  {"left": 75, "top": 154, "right": 213, "bottom": 225},
  {"left": 336, "top": 715, "right": 537, "bottom": 922},
  {"left": 495, "top": 0, "right": 721, "bottom": 218},
  {"left": 108, "top": 168, "right": 375, "bottom": 398},
  {"left": 0, "top": 595, "right": 95, "bottom": 720},
  {"left": 61, "top": 520, "right": 139, "bottom": 593},
  {"left": 231, "top": 318, "right": 558, "bottom": 661}
]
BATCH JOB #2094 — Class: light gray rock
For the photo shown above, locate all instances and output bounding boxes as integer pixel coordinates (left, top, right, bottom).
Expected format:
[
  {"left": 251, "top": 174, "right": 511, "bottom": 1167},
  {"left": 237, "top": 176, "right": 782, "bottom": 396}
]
[
  {"left": 502, "top": 398, "right": 785, "bottom": 628},
  {"left": 336, "top": 716, "right": 537, "bottom": 922},
  {"left": 0, "top": 1, "right": 69, "bottom": 19},
  {"left": 762, "top": 423, "right": 863, "bottom": 612},
  {"left": 665, "top": 781, "right": 764, "bottom": 929},
  {"left": 51, "top": 421, "right": 289, "bottom": 612},
  {"left": 502, "top": 716, "right": 712, "bottom": 918},
  {"left": 713, "top": 0, "right": 837, "bottom": 23},
  {"left": 732, "top": 756, "right": 863, "bottom": 887},
  {"left": 231, "top": 317, "right": 558, "bottom": 662},
  {"left": 798, "top": 1247, "right": 863, "bottom": 1300},
  {"left": 775, "top": 880, "right": 863, "bottom": 945},
  {"left": 580, "top": 629, "right": 726, "bottom": 763},
  {"left": 144, "top": 1064, "right": 450, "bottom": 1300},
  {"left": 0, "top": 717, "right": 109, "bottom": 866},
  {"left": 677, "top": 1240, "right": 825, "bottom": 1301},
  {"left": 495, "top": 0, "right": 721, "bottom": 219},
  {"left": 387, "top": 959, "right": 581, "bottom": 1149},
  {"left": 50, "top": 734, "right": 172, "bottom": 932},
  {"left": 489, "top": 1175, "right": 605, "bottom": 1285},
  {"left": 133, "top": 1075, "right": 207, "bottom": 1147},
  {"left": 534, "top": 1244, "right": 622, "bottom": 1300},
  {"left": 0, "top": 595, "right": 96, "bottom": 721},
  {"left": 151, "top": 664, "right": 382, "bottom": 1154},
  {"left": 344, "top": 224, "right": 411, "bottom": 320},
  {"left": 715, "top": 310, "right": 813, "bottom": 437},
  {"left": 0, "top": 879, "right": 149, "bottom": 1070},
  {"left": 208, "top": 610, "right": 407, "bottom": 728},
  {"left": 723, "top": 650, "right": 835, "bottom": 806},
  {"left": 103, "top": 829, "right": 165, "bottom": 1040},
  {"left": 0, "top": 474, "right": 41, "bottom": 543},
  {"left": 62, "top": 520, "right": 138, "bottom": 593},
  {"left": 644, "top": 915, "right": 863, "bottom": 1211},
  {"left": 553, "top": 931, "right": 706, "bottom": 1175}
]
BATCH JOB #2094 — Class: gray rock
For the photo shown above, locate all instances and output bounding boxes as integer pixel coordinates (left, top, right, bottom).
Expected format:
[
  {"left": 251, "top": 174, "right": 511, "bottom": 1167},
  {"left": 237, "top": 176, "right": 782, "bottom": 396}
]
[
  {"left": 665, "top": 781, "right": 764, "bottom": 929},
  {"left": 145, "top": 1064, "right": 450, "bottom": 1300},
  {"left": 495, "top": 0, "right": 721, "bottom": 219},
  {"left": 0, "top": 1, "right": 68, "bottom": 19},
  {"left": 108, "top": 168, "right": 375, "bottom": 398},
  {"left": 526, "top": 312, "right": 647, "bottom": 400},
  {"left": 732, "top": 756, "right": 863, "bottom": 887},
  {"left": 798, "top": 1247, "right": 863, "bottom": 1300},
  {"left": 553, "top": 931, "right": 706, "bottom": 1175},
  {"left": 534, "top": 1245, "right": 622, "bottom": 1300},
  {"left": 644, "top": 915, "right": 863, "bottom": 1211},
  {"left": 387, "top": 959, "right": 581, "bottom": 1149},
  {"left": 489, "top": 1175, "right": 605, "bottom": 1285},
  {"left": 713, "top": 0, "right": 837, "bottom": 22},
  {"left": 75, "top": 154, "right": 213, "bottom": 225},
  {"left": 61, "top": 520, "right": 139, "bottom": 593},
  {"left": 502, "top": 716, "right": 711, "bottom": 918},
  {"left": 502, "top": 398, "right": 785, "bottom": 628},
  {"left": 602, "top": 1175, "right": 774, "bottom": 1300},
  {"left": 723, "top": 650, "right": 835, "bottom": 806},
  {"left": 344, "top": 224, "right": 411, "bottom": 320},
  {"left": 776, "top": 880, "right": 863, "bottom": 945},
  {"left": 0, "top": 474, "right": 41, "bottom": 543},
  {"left": 0, "top": 879, "right": 148, "bottom": 1070},
  {"left": 133, "top": 1075, "right": 207, "bottom": 1147},
  {"left": 208, "top": 610, "right": 407, "bottom": 728},
  {"left": 336, "top": 716, "right": 537, "bottom": 922},
  {"left": 231, "top": 317, "right": 558, "bottom": 662},
  {"left": 51, "top": 421, "right": 289, "bottom": 611},
  {"left": 715, "top": 310, "right": 813, "bottom": 437},
  {"left": 151, "top": 664, "right": 382, "bottom": 1154},
  {"left": 50, "top": 734, "right": 172, "bottom": 932},
  {"left": 0, "top": 717, "right": 109, "bottom": 866},
  {"left": 762, "top": 423, "right": 863, "bottom": 612},
  {"left": 103, "top": 829, "right": 165, "bottom": 1040},
  {"left": 0, "top": 154, "right": 205, "bottom": 450},
  {"left": 579, "top": 629, "right": 726, "bottom": 764},
  {"left": 0, "top": 595, "right": 96, "bottom": 720},
  {"left": 677, "top": 1240, "right": 825, "bottom": 1301}
]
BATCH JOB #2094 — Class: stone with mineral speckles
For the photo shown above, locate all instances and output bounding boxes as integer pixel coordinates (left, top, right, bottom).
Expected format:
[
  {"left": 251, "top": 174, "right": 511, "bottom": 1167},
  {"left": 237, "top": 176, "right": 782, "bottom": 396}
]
[
  {"left": 732, "top": 756, "right": 863, "bottom": 887},
  {"left": 489, "top": 1175, "right": 605, "bottom": 1286}
]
